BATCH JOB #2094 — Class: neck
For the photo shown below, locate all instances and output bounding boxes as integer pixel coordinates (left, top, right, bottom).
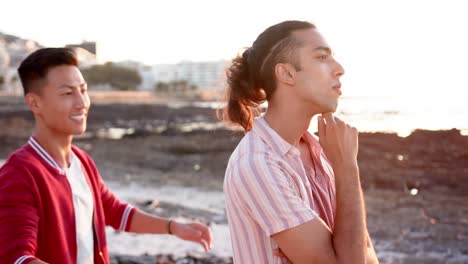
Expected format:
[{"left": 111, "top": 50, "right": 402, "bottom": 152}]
[
  {"left": 33, "top": 125, "right": 73, "bottom": 169},
  {"left": 264, "top": 100, "right": 315, "bottom": 147}
]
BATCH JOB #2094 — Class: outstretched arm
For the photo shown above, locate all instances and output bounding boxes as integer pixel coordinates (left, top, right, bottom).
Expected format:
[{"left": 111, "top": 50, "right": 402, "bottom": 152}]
[{"left": 128, "top": 209, "right": 213, "bottom": 252}]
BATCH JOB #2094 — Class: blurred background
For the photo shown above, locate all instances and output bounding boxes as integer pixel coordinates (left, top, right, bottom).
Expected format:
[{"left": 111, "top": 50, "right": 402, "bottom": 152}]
[{"left": 0, "top": 0, "right": 467, "bottom": 263}]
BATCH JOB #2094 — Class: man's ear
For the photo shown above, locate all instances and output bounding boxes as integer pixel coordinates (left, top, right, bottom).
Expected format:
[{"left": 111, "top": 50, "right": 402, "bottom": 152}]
[
  {"left": 274, "top": 63, "right": 296, "bottom": 86},
  {"left": 24, "top": 93, "right": 41, "bottom": 115}
]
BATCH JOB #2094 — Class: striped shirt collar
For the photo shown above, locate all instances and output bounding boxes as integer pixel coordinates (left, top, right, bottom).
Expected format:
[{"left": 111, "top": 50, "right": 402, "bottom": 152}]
[
  {"left": 253, "top": 116, "right": 322, "bottom": 157},
  {"left": 28, "top": 136, "right": 66, "bottom": 175},
  {"left": 252, "top": 116, "right": 297, "bottom": 157},
  {"left": 301, "top": 129, "right": 323, "bottom": 157}
]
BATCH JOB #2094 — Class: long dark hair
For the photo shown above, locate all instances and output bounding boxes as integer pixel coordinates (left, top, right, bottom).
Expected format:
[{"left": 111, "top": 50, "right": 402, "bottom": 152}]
[{"left": 223, "top": 20, "right": 315, "bottom": 131}]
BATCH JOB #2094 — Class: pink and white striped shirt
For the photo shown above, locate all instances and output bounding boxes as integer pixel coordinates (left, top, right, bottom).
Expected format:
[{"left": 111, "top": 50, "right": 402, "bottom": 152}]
[{"left": 224, "top": 116, "right": 336, "bottom": 263}]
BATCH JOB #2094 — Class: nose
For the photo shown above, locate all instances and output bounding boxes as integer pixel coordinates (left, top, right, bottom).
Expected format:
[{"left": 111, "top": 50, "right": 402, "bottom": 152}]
[
  {"left": 75, "top": 90, "right": 90, "bottom": 109},
  {"left": 334, "top": 59, "right": 345, "bottom": 78}
]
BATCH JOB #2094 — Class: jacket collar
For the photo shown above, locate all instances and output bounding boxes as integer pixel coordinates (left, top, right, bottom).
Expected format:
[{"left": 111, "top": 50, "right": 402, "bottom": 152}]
[{"left": 28, "top": 136, "right": 66, "bottom": 175}]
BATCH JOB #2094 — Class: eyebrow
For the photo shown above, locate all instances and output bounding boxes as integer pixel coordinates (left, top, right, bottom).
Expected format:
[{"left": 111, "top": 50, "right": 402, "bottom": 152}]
[
  {"left": 313, "top": 46, "right": 332, "bottom": 54},
  {"left": 59, "top": 82, "right": 87, "bottom": 89}
]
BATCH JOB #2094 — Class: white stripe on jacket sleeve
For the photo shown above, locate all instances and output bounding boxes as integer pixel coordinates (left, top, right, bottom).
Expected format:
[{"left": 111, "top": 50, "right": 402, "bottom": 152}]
[
  {"left": 118, "top": 205, "right": 134, "bottom": 231},
  {"left": 14, "top": 255, "right": 34, "bottom": 264}
]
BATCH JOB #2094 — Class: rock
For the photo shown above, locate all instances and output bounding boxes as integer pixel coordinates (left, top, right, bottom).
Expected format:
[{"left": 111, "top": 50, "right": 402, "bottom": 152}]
[{"left": 110, "top": 254, "right": 233, "bottom": 264}]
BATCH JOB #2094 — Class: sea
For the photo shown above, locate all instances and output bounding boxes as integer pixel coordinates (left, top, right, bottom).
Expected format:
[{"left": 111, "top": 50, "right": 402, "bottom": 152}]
[{"left": 171, "top": 95, "right": 467, "bottom": 137}]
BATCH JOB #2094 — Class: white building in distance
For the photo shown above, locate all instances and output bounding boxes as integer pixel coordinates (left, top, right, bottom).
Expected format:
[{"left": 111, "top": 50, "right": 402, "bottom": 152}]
[{"left": 151, "top": 60, "right": 228, "bottom": 90}]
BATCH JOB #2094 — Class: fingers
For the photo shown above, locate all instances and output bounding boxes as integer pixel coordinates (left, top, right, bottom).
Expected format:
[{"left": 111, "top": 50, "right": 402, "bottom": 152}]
[
  {"left": 188, "top": 222, "right": 213, "bottom": 252},
  {"left": 273, "top": 248, "right": 286, "bottom": 258},
  {"left": 200, "top": 238, "right": 210, "bottom": 252},
  {"left": 198, "top": 228, "right": 212, "bottom": 252},
  {"left": 273, "top": 248, "right": 291, "bottom": 263},
  {"left": 333, "top": 116, "right": 346, "bottom": 127},
  {"left": 206, "top": 225, "right": 213, "bottom": 249},
  {"left": 320, "top": 113, "right": 355, "bottom": 134},
  {"left": 322, "top": 112, "right": 335, "bottom": 125},
  {"left": 199, "top": 223, "right": 213, "bottom": 251},
  {"left": 323, "top": 115, "right": 356, "bottom": 136}
]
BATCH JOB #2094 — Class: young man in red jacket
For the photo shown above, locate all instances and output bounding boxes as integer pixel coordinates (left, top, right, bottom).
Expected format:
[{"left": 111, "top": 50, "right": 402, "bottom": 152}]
[{"left": 0, "top": 48, "right": 212, "bottom": 264}]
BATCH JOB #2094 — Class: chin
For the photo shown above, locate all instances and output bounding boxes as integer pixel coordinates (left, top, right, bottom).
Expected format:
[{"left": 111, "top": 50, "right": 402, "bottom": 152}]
[
  {"left": 72, "top": 127, "right": 87, "bottom": 136},
  {"left": 323, "top": 104, "right": 338, "bottom": 113}
]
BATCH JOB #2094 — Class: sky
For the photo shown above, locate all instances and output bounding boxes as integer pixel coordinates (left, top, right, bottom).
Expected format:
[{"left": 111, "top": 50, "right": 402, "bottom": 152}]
[{"left": 1, "top": 0, "right": 467, "bottom": 97}]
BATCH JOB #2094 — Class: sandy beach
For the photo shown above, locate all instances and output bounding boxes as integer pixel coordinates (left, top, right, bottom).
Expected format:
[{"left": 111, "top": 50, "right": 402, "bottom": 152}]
[{"left": 0, "top": 93, "right": 466, "bottom": 264}]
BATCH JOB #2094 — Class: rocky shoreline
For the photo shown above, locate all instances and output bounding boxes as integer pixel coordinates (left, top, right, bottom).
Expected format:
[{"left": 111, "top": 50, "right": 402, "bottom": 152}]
[
  {"left": 2, "top": 100, "right": 467, "bottom": 194},
  {"left": 110, "top": 253, "right": 233, "bottom": 264},
  {"left": 1, "top": 97, "right": 467, "bottom": 263}
]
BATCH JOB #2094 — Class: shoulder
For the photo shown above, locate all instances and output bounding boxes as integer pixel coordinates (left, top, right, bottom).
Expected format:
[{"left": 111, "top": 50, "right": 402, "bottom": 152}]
[
  {"left": 229, "top": 130, "right": 274, "bottom": 165},
  {"left": 0, "top": 146, "right": 39, "bottom": 186},
  {"left": 226, "top": 138, "right": 291, "bottom": 190},
  {"left": 1, "top": 145, "right": 40, "bottom": 173}
]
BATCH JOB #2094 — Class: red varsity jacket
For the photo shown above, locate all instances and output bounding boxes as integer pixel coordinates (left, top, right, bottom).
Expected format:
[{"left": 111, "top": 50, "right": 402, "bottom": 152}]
[{"left": 0, "top": 138, "right": 136, "bottom": 264}]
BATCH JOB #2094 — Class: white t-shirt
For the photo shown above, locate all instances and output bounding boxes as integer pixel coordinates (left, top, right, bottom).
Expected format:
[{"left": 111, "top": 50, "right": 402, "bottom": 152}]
[{"left": 65, "top": 152, "right": 95, "bottom": 264}]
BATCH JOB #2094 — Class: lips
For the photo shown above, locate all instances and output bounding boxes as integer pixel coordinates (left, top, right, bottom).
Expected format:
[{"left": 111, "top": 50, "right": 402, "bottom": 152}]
[
  {"left": 332, "top": 83, "right": 342, "bottom": 96},
  {"left": 70, "top": 113, "right": 87, "bottom": 121}
]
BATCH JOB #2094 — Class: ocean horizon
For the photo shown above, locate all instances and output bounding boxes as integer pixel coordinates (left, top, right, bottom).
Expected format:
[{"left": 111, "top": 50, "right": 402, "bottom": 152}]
[
  {"left": 333, "top": 96, "right": 467, "bottom": 136},
  {"left": 188, "top": 95, "right": 467, "bottom": 137}
]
